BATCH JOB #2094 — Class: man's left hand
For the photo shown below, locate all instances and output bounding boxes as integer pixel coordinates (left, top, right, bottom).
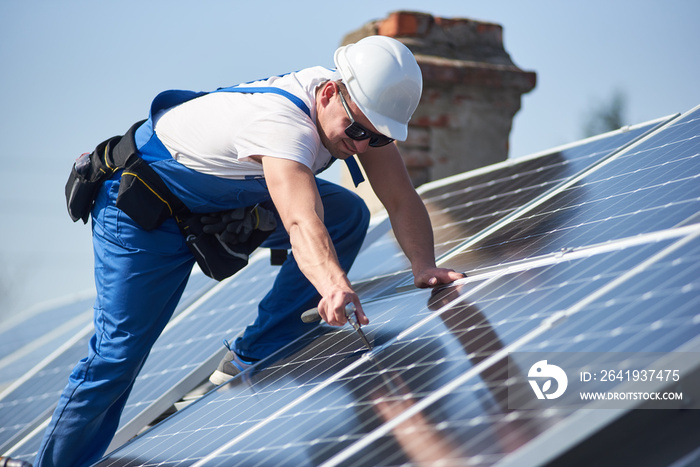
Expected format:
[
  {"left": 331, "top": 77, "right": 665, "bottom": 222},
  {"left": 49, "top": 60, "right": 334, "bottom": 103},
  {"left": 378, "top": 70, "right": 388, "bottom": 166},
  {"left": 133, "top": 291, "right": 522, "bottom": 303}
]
[{"left": 414, "top": 268, "right": 465, "bottom": 288}]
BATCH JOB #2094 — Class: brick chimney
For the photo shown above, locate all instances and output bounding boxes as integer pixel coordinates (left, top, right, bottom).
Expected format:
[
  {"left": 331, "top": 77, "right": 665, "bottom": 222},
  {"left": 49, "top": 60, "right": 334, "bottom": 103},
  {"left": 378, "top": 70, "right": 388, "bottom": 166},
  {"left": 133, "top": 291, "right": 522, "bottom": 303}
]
[{"left": 339, "top": 11, "right": 537, "bottom": 210}]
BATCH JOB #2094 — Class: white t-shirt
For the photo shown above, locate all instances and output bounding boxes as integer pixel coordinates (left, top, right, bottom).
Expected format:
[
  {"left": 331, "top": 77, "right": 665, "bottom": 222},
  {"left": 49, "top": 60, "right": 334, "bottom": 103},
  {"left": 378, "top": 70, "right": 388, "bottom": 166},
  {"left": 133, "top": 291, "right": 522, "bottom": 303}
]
[{"left": 154, "top": 66, "right": 339, "bottom": 179}]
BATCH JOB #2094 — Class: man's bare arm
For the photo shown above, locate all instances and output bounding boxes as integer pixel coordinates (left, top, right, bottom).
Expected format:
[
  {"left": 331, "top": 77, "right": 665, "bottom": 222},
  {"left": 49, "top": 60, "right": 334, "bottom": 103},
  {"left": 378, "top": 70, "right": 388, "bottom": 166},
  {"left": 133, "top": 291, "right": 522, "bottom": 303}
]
[
  {"left": 261, "top": 156, "right": 368, "bottom": 326},
  {"left": 359, "top": 145, "right": 464, "bottom": 287}
]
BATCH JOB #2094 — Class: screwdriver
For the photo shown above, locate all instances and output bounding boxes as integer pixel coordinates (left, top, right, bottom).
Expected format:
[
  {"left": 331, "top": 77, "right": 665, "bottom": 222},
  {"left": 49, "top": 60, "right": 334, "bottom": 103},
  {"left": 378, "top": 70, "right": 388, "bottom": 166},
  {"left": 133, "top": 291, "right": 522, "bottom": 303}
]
[{"left": 301, "top": 303, "right": 372, "bottom": 351}]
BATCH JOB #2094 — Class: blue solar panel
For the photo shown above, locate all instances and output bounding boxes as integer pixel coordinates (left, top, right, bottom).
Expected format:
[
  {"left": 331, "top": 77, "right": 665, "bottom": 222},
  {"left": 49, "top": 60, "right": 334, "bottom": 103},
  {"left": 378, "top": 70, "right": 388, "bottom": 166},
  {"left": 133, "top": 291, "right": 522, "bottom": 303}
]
[
  {"left": 350, "top": 118, "right": 670, "bottom": 291},
  {"left": 0, "top": 295, "right": 93, "bottom": 389},
  {"left": 321, "top": 231, "right": 700, "bottom": 466},
  {"left": 109, "top": 254, "right": 280, "bottom": 449},
  {"left": 442, "top": 107, "right": 700, "bottom": 273},
  {"left": 1, "top": 270, "right": 218, "bottom": 460},
  {"left": 0, "top": 331, "right": 92, "bottom": 455}
]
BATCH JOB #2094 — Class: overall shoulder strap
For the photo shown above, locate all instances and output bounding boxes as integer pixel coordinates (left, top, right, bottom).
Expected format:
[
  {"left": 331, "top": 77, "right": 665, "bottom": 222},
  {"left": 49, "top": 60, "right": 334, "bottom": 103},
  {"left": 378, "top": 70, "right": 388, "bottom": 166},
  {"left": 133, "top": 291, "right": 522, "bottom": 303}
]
[
  {"left": 214, "top": 85, "right": 365, "bottom": 187},
  {"left": 150, "top": 89, "right": 208, "bottom": 120},
  {"left": 136, "top": 90, "right": 209, "bottom": 161}
]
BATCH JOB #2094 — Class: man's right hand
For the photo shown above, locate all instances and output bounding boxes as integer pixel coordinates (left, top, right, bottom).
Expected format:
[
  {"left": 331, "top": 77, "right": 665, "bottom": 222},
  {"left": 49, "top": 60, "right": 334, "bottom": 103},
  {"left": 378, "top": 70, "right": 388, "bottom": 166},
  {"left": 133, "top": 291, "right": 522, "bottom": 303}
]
[{"left": 317, "top": 290, "right": 368, "bottom": 327}]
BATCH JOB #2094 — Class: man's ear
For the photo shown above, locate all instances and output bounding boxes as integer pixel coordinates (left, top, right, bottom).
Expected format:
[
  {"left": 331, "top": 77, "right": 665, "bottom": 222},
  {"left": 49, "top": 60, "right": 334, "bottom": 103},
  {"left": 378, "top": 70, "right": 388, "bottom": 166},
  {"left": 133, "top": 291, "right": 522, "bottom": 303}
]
[{"left": 318, "top": 81, "right": 338, "bottom": 107}]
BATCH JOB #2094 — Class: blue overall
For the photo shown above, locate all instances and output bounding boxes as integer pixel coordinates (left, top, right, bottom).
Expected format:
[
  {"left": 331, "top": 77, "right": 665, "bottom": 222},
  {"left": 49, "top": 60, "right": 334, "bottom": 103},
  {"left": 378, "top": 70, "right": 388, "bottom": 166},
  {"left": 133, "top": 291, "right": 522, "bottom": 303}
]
[{"left": 35, "top": 86, "right": 370, "bottom": 467}]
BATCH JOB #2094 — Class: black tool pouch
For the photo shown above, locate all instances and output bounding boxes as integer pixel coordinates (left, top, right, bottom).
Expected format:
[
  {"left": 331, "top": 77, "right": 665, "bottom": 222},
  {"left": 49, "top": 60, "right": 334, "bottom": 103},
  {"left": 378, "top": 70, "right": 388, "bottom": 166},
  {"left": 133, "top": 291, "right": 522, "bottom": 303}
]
[
  {"left": 65, "top": 137, "right": 120, "bottom": 223},
  {"left": 115, "top": 158, "right": 174, "bottom": 231},
  {"left": 65, "top": 120, "right": 145, "bottom": 224},
  {"left": 176, "top": 207, "right": 275, "bottom": 281}
]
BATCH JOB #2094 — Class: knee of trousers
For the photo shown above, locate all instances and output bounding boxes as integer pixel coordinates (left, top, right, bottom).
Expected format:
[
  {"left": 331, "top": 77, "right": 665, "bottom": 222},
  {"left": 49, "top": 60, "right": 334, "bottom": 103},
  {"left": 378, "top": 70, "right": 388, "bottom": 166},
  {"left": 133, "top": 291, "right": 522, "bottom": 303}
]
[
  {"left": 50, "top": 355, "right": 145, "bottom": 435},
  {"left": 70, "top": 342, "right": 149, "bottom": 393}
]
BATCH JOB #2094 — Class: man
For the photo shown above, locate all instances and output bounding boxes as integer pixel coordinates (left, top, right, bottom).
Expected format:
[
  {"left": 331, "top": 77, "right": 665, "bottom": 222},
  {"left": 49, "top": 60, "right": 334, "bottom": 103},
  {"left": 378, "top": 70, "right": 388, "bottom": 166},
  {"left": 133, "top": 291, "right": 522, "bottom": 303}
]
[{"left": 36, "top": 35, "right": 463, "bottom": 466}]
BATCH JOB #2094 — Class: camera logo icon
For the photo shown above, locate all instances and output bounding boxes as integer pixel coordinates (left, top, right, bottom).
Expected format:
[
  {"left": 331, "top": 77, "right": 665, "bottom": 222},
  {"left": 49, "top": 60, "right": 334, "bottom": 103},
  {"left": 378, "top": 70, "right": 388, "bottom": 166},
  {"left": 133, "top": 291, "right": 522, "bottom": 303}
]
[{"left": 528, "top": 360, "right": 568, "bottom": 400}]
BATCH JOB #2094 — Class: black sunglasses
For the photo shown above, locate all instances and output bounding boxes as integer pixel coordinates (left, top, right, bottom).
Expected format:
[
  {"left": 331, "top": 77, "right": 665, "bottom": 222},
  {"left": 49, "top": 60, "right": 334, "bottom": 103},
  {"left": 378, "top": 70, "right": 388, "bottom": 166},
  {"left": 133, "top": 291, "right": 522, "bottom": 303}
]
[{"left": 338, "top": 91, "right": 394, "bottom": 148}]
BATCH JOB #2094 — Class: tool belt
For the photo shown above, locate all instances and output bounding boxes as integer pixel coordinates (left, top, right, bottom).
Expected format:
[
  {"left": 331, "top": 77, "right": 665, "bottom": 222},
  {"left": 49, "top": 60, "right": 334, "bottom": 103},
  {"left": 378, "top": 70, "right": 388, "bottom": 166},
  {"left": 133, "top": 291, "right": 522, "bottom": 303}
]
[{"left": 64, "top": 121, "right": 276, "bottom": 281}]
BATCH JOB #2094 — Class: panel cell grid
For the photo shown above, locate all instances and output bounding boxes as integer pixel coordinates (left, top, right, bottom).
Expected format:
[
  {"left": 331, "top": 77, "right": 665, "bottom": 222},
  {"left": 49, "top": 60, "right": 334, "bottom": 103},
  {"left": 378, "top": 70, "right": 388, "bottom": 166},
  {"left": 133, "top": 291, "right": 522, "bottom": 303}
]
[{"left": 0, "top": 334, "right": 92, "bottom": 453}]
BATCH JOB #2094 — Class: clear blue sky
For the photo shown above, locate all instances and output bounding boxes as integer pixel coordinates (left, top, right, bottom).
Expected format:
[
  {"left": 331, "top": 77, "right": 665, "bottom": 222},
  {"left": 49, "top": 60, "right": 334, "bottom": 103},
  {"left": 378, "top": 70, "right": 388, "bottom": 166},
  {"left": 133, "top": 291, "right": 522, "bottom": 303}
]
[{"left": 1, "top": 0, "right": 698, "bottom": 323}]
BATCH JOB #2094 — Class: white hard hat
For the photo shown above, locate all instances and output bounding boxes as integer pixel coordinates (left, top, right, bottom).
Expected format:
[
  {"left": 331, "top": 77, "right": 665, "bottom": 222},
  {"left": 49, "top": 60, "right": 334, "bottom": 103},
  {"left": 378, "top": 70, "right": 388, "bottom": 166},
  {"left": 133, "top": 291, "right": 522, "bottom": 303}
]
[{"left": 334, "top": 35, "right": 423, "bottom": 141}]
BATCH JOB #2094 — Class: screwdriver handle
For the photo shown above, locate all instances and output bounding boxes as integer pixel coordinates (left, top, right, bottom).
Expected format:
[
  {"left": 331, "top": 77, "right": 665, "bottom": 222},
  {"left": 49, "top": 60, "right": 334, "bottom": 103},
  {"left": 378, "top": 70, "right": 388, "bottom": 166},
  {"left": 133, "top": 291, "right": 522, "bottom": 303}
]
[
  {"left": 301, "top": 307, "right": 322, "bottom": 323},
  {"left": 300, "top": 303, "right": 357, "bottom": 323}
]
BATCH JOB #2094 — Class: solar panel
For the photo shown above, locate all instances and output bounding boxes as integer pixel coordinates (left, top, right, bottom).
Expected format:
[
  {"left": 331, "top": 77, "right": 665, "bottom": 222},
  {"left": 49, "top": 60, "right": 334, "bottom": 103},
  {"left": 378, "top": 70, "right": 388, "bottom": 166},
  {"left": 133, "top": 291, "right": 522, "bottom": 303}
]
[
  {"left": 89, "top": 105, "right": 699, "bottom": 466},
  {"left": 441, "top": 106, "right": 700, "bottom": 273},
  {"left": 108, "top": 253, "right": 280, "bottom": 450},
  {"left": 0, "top": 329, "right": 92, "bottom": 456},
  {"left": 350, "top": 117, "right": 671, "bottom": 291},
  {"left": 0, "top": 270, "right": 218, "bottom": 459},
  {"left": 0, "top": 295, "right": 93, "bottom": 389},
  {"left": 422, "top": 118, "right": 671, "bottom": 258}
]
